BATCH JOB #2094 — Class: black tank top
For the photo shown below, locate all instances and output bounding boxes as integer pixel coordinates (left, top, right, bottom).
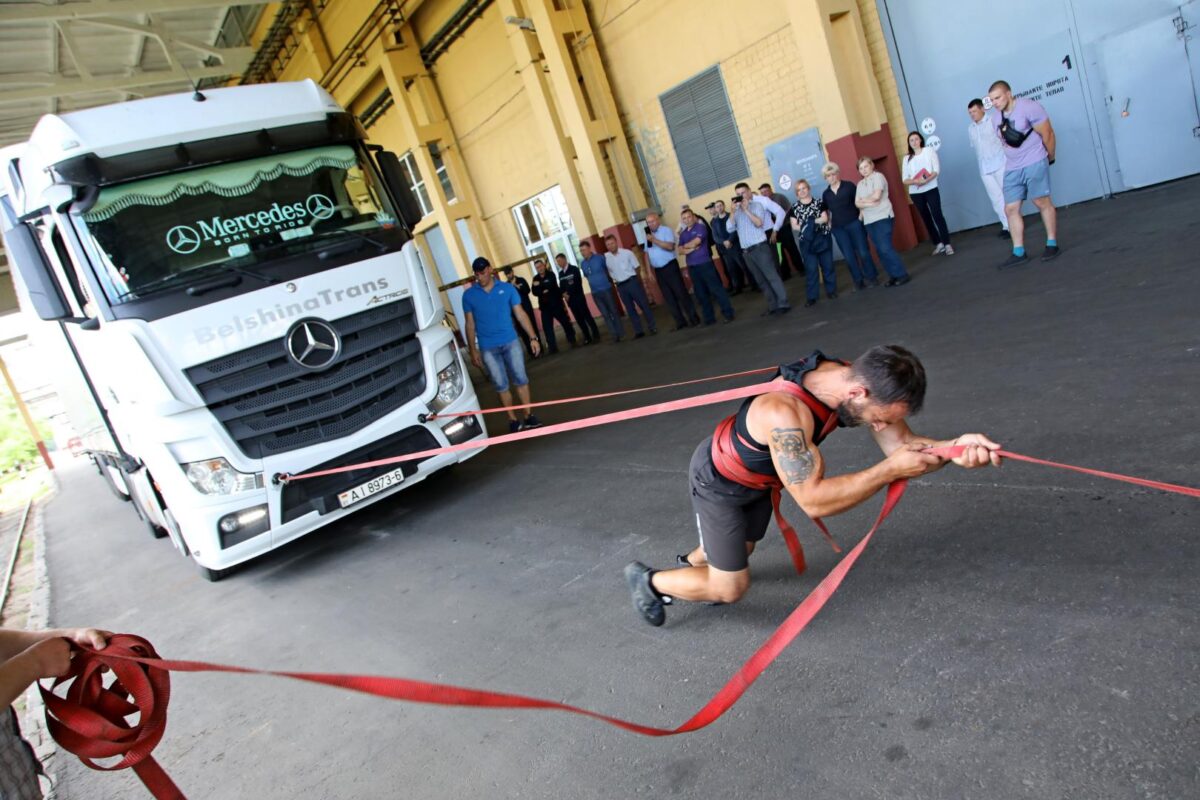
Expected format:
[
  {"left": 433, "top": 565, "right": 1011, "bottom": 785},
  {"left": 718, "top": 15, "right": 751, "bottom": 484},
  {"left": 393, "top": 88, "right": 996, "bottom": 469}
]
[{"left": 731, "top": 351, "right": 841, "bottom": 477}]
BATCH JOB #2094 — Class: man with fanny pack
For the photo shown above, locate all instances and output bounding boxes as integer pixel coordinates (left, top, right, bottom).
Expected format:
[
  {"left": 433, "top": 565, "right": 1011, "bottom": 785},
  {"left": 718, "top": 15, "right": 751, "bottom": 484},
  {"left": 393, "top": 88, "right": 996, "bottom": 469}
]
[
  {"left": 988, "top": 79, "right": 1060, "bottom": 268},
  {"left": 623, "top": 345, "right": 1002, "bottom": 626}
]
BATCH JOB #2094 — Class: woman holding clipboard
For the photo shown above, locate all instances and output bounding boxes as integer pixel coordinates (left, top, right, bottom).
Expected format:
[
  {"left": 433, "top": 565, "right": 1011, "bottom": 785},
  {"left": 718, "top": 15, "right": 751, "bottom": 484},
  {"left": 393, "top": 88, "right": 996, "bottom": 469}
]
[{"left": 902, "top": 130, "right": 954, "bottom": 256}]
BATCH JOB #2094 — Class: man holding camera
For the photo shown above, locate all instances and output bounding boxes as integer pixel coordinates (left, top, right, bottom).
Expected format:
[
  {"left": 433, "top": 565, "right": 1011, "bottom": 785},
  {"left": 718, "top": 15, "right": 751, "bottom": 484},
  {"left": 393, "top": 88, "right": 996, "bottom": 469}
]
[
  {"left": 988, "top": 79, "right": 1060, "bottom": 268},
  {"left": 728, "top": 183, "right": 791, "bottom": 316},
  {"left": 644, "top": 212, "right": 701, "bottom": 331}
]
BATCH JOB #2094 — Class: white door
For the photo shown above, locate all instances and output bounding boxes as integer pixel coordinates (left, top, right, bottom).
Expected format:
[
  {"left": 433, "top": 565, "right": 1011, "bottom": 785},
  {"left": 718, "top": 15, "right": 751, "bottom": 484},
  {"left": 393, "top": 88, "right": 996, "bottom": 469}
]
[{"left": 1098, "top": 6, "right": 1200, "bottom": 188}]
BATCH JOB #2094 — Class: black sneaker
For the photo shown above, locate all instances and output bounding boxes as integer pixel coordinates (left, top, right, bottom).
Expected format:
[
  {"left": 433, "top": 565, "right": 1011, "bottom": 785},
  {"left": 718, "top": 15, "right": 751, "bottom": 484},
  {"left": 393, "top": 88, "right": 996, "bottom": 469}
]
[
  {"left": 884, "top": 276, "right": 911, "bottom": 287},
  {"left": 521, "top": 415, "right": 543, "bottom": 430},
  {"left": 508, "top": 420, "right": 522, "bottom": 434},
  {"left": 1041, "top": 245, "right": 1061, "bottom": 262},
  {"left": 624, "top": 561, "right": 668, "bottom": 626},
  {"left": 998, "top": 252, "right": 1031, "bottom": 270}
]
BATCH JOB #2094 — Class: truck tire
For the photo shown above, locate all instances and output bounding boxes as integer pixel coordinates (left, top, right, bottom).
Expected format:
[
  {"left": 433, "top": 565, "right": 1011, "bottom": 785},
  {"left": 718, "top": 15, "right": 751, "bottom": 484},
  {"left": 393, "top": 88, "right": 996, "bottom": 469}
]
[
  {"left": 96, "top": 456, "right": 131, "bottom": 502},
  {"left": 197, "top": 565, "right": 229, "bottom": 582},
  {"left": 144, "top": 515, "right": 168, "bottom": 539}
]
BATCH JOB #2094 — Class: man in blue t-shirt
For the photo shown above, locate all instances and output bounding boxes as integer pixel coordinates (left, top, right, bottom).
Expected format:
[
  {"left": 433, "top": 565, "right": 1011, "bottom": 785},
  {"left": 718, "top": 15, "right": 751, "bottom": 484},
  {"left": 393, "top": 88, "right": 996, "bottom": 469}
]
[{"left": 462, "top": 257, "right": 543, "bottom": 433}]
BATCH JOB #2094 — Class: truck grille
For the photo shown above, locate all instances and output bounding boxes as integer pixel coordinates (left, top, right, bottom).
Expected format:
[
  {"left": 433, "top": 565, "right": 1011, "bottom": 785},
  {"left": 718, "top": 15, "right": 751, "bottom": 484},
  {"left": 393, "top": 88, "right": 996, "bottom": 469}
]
[{"left": 185, "top": 300, "right": 427, "bottom": 458}]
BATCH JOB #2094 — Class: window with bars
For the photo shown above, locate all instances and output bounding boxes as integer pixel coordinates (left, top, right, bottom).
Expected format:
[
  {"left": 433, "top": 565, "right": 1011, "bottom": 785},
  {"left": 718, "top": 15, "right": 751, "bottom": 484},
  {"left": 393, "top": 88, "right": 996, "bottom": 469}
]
[
  {"left": 428, "top": 143, "right": 457, "bottom": 204},
  {"left": 512, "top": 186, "right": 579, "bottom": 275},
  {"left": 398, "top": 151, "right": 433, "bottom": 217},
  {"left": 659, "top": 65, "right": 749, "bottom": 197}
]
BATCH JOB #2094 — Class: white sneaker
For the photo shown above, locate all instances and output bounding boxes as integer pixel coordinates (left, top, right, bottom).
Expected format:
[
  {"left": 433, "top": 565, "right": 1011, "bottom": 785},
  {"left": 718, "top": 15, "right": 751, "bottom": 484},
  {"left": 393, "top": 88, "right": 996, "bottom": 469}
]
[
  {"left": 932, "top": 243, "right": 946, "bottom": 255},
  {"left": 943, "top": 244, "right": 955, "bottom": 255}
]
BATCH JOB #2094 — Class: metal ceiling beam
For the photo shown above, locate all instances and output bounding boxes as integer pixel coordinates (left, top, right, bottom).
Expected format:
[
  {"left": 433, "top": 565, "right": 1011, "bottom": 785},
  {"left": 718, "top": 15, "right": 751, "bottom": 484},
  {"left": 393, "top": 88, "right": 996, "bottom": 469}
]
[
  {"left": 0, "top": 62, "right": 249, "bottom": 103},
  {"left": 0, "top": 0, "right": 271, "bottom": 23},
  {"left": 54, "top": 22, "right": 95, "bottom": 80},
  {"left": 71, "top": 16, "right": 247, "bottom": 60}
]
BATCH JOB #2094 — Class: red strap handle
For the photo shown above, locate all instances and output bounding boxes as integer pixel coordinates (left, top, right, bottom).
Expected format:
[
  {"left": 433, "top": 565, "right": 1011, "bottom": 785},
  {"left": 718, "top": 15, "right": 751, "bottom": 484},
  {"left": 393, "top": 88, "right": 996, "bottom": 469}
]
[
  {"left": 42, "top": 634, "right": 184, "bottom": 799},
  {"left": 46, "top": 483, "right": 909, "bottom": 800}
]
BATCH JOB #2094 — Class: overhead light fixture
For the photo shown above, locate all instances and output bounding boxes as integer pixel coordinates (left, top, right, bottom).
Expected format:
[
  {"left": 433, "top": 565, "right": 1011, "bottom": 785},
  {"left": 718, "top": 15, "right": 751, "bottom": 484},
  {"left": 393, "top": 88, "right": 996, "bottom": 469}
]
[{"left": 504, "top": 15, "right": 535, "bottom": 31}]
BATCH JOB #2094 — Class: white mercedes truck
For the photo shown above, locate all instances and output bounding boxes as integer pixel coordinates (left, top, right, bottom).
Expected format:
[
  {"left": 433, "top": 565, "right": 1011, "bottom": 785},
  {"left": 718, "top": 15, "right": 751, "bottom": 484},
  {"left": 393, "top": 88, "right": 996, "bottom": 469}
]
[{"left": 0, "top": 80, "right": 485, "bottom": 580}]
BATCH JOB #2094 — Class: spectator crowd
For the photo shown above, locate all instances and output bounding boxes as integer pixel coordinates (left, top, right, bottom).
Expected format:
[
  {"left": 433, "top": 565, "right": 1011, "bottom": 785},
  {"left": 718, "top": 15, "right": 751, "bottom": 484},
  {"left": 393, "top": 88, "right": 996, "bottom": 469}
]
[{"left": 462, "top": 77, "right": 1061, "bottom": 406}]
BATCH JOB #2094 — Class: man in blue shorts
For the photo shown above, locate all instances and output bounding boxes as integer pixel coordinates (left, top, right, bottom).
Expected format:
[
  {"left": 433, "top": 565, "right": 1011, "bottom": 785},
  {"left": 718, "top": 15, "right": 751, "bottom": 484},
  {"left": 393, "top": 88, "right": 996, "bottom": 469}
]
[
  {"left": 462, "top": 257, "right": 543, "bottom": 433},
  {"left": 988, "top": 79, "right": 1060, "bottom": 268}
]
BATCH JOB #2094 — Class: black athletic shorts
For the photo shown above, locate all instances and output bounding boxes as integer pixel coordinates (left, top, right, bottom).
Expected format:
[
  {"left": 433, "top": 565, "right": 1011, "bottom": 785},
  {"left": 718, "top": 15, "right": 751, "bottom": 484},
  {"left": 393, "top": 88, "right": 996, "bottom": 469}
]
[{"left": 689, "top": 437, "right": 773, "bottom": 572}]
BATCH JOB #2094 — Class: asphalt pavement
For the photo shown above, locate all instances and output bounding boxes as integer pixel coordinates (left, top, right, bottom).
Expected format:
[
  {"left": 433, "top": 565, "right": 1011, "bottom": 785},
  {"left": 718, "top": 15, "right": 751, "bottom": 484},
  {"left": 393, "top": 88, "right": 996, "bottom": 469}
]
[{"left": 45, "top": 177, "right": 1200, "bottom": 800}]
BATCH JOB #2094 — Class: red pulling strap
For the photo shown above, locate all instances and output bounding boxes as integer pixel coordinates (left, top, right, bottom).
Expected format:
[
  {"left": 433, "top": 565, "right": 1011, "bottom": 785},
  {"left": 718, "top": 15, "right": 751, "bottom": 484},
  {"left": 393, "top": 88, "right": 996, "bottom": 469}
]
[
  {"left": 926, "top": 445, "right": 1200, "bottom": 498},
  {"left": 47, "top": 482, "right": 908, "bottom": 800},
  {"left": 425, "top": 365, "right": 778, "bottom": 421},
  {"left": 46, "top": 444, "right": 1200, "bottom": 799}
]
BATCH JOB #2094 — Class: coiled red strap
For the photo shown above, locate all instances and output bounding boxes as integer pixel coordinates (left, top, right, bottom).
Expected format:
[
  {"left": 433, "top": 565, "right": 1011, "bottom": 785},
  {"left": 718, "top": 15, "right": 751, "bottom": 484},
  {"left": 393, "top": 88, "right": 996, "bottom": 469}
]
[{"left": 41, "top": 634, "right": 184, "bottom": 800}]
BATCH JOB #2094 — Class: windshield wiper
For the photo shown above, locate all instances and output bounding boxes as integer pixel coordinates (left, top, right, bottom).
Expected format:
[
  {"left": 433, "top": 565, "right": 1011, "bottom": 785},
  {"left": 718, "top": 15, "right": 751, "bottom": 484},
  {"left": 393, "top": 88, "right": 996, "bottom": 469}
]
[
  {"left": 120, "top": 262, "right": 276, "bottom": 300},
  {"left": 311, "top": 228, "right": 390, "bottom": 257}
]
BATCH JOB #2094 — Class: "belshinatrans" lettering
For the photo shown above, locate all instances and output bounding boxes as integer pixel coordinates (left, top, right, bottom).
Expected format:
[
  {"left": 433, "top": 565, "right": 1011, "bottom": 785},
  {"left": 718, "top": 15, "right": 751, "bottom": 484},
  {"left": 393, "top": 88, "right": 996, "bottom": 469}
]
[{"left": 193, "top": 277, "right": 390, "bottom": 344}]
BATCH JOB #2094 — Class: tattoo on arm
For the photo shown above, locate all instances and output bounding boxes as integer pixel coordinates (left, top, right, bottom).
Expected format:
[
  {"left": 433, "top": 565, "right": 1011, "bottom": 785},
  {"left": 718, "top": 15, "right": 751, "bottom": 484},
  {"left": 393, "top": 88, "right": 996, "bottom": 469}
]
[{"left": 770, "top": 427, "right": 816, "bottom": 484}]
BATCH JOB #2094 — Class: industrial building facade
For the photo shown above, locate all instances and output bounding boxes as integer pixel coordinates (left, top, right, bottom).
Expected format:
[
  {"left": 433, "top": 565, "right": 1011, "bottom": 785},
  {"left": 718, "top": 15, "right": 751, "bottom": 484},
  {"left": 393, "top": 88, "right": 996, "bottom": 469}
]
[{"left": 242, "top": 0, "right": 922, "bottom": 291}]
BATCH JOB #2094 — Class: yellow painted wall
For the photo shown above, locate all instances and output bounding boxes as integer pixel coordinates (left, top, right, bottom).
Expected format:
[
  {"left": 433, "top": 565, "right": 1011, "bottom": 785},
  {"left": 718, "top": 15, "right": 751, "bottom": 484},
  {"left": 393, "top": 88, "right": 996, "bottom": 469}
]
[
  {"left": 245, "top": 0, "right": 907, "bottom": 267},
  {"left": 596, "top": 1, "right": 816, "bottom": 222},
  {"left": 426, "top": 4, "right": 557, "bottom": 266}
]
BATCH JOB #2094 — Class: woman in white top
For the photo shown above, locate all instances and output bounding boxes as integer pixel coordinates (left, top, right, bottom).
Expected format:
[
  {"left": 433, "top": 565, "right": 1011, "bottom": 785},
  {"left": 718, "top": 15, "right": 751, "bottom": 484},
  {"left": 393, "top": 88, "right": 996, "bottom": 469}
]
[
  {"left": 902, "top": 130, "right": 954, "bottom": 255},
  {"left": 854, "top": 156, "right": 911, "bottom": 286}
]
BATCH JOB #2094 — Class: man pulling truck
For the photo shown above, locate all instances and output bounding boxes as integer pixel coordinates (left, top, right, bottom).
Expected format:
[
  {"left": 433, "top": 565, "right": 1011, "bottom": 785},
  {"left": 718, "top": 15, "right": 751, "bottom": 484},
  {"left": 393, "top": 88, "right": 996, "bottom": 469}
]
[{"left": 625, "top": 345, "right": 1002, "bottom": 626}]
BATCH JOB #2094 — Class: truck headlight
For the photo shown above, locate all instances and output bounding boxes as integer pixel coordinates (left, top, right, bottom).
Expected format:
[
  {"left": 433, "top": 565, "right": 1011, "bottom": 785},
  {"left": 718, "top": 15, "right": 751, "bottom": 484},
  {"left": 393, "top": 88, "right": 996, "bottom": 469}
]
[
  {"left": 430, "top": 354, "right": 464, "bottom": 411},
  {"left": 184, "top": 459, "right": 263, "bottom": 495}
]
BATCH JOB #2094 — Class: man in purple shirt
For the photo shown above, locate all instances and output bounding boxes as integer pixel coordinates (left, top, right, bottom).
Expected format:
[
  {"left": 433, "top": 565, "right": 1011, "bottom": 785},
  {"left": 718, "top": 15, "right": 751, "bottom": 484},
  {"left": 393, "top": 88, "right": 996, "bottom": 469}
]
[
  {"left": 678, "top": 207, "right": 734, "bottom": 325},
  {"left": 988, "top": 79, "right": 1060, "bottom": 268}
]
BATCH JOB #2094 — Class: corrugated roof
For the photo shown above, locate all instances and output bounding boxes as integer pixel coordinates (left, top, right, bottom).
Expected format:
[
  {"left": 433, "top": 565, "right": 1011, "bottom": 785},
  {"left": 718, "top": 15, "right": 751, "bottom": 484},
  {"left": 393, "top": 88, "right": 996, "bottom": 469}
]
[{"left": 0, "top": 1, "right": 266, "bottom": 147}]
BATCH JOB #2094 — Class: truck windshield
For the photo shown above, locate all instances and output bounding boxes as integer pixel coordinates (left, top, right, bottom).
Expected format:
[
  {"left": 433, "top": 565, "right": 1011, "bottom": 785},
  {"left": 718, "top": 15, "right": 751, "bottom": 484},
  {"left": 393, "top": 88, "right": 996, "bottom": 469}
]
[{"left": 76, "top": 144, "right": 403, "bottom": 304}]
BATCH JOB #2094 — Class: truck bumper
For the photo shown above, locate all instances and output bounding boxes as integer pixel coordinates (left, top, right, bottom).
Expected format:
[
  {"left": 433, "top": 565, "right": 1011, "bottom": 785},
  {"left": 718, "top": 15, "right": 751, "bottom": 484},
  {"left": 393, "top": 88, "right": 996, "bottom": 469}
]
[{"left": 175, "top": 389, "right": 488, "bottom": 572}]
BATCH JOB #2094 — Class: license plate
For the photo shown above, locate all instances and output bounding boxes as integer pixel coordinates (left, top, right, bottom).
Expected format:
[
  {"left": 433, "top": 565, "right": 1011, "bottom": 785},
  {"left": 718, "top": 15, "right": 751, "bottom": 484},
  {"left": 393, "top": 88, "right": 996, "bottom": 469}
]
[{"left": 337, "top": 466, "right": 407, "bottom": 508}]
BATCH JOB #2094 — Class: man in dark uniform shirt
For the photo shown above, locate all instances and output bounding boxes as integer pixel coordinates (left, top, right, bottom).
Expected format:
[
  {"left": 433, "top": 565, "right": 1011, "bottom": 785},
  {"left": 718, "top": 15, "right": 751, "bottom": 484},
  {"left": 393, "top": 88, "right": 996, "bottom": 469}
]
[
  {"left": 507, "top": 270, "right": 541, "bottom": 357},
  {"left": 531, "top": 258, "right": 577, "bottom": 353},
  {"left": 555, "top": 252, "right": 600, "bottom": 345},
  {"left": 759, "top": 182, "right": 799, "bottom": 280}
]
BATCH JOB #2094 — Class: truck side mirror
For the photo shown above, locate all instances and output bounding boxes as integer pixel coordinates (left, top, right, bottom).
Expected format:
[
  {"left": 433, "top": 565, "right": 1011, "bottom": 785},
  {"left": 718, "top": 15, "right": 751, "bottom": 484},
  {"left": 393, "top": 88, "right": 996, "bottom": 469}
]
[
  {"left": 374, "top": 150, "right": 424, "bottom": 231},
  {"left": 1, "top": 222, "right": 70, "bottom": 321}
]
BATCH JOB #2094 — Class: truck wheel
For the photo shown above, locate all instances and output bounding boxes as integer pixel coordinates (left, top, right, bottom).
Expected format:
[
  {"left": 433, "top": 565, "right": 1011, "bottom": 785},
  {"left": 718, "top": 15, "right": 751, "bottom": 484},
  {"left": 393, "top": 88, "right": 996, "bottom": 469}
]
[
  {"left": 145, "top": 515, "right": 168, "bottom": 539},
  {"left": 198, "top": 565, "right": 229, "bottom": 582},
  {"left": 96, "top": 456, "right": 131, "bottom": 502}
]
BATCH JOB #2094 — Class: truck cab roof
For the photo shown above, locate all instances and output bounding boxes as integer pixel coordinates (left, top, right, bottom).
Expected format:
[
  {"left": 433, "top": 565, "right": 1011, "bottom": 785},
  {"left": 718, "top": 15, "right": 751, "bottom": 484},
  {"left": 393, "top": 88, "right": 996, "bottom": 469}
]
[{"left": 28, "top": 80, "right": 341, "bottom": 167}]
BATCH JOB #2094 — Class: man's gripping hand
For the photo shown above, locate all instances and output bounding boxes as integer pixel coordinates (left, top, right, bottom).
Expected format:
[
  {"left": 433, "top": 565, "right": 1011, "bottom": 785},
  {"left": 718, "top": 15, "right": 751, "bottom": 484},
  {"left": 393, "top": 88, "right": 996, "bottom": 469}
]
[
  {"left": 885, "top": 441, "right": 945, "bottom": 480},
  {"left": 949, "top": 434, "right": 1002, "bottom": 468}
]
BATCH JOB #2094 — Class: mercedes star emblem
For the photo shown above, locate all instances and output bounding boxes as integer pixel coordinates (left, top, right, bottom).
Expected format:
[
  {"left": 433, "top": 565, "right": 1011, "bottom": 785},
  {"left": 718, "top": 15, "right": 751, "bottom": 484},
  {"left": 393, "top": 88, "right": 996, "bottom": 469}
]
[
  {"left": 284, "top": 318, "right": 341, "bottom": 370},
  {"left": 166, "top": 225, "right": 201, "bottom": 254},
  {"left": 306, "top": 193, "right": 336, "bottom": 220}
]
